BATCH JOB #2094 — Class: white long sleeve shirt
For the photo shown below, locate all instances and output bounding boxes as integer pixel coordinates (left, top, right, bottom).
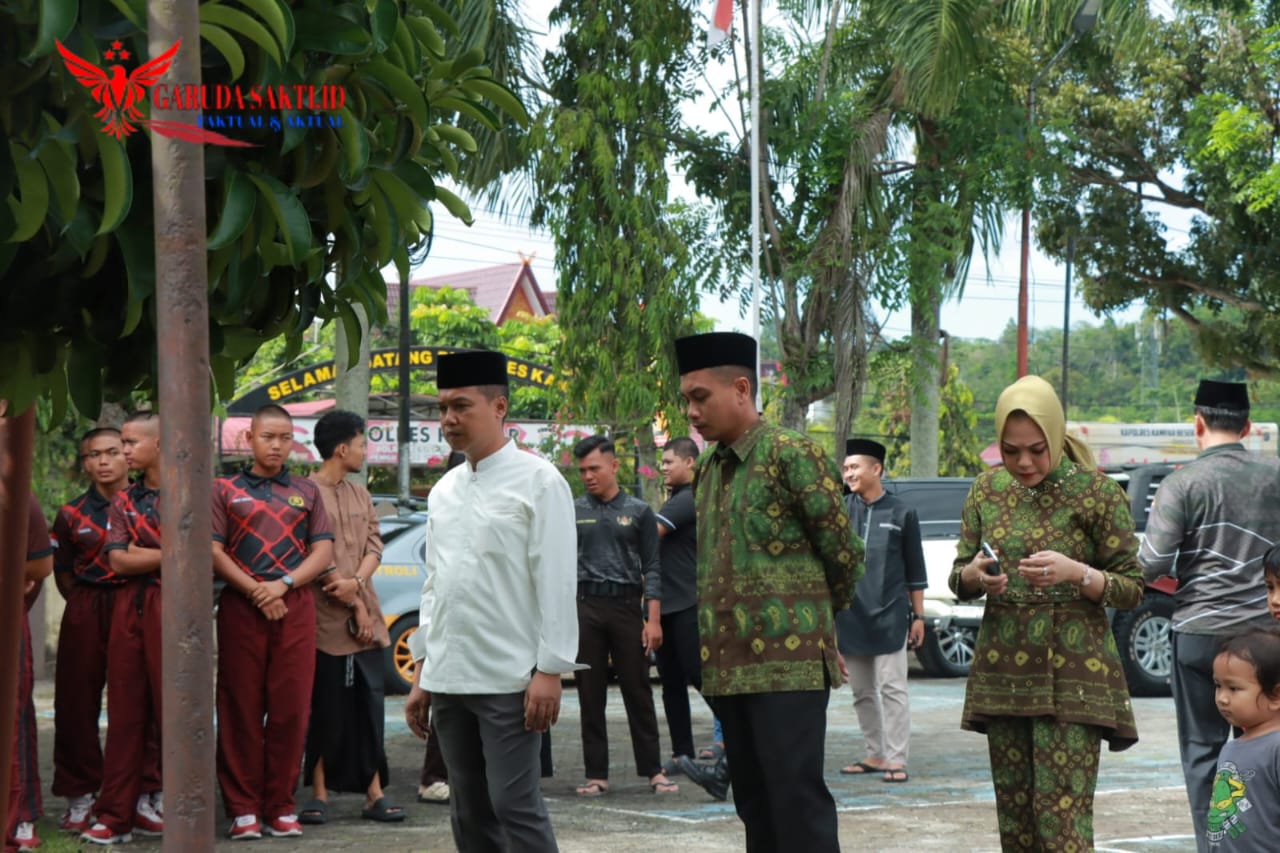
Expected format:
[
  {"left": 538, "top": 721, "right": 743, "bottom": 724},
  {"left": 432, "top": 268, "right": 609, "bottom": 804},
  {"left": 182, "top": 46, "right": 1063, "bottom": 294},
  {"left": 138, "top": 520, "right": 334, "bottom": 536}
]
[{"left": 408, "top": 439, "right": 582, "bottom": 693}]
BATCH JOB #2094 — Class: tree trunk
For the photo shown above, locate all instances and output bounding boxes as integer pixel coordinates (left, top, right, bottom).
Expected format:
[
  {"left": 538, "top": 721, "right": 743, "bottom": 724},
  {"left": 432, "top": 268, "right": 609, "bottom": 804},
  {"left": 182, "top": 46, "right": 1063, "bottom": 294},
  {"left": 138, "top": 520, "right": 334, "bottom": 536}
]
[
  {"left": 0, "top": 405, "right": 35, "bottom": 836},
  {"left": 832, "top": 268, "right": 868, "bottom": 461},
  {"left": 780, "top": 395, "right": 808, "bottom": 432},
  {"left": 334, "top": 304, "right": 371, "bottom": 486},
  {"left": 909, "top": 289, "right": 941, "bottom": 477},
  {"left": 634, "top": 425, "right": 662, "bottom": 506},
  {"left": 98, "top": 402, "right": 129, "bottom": 427}
]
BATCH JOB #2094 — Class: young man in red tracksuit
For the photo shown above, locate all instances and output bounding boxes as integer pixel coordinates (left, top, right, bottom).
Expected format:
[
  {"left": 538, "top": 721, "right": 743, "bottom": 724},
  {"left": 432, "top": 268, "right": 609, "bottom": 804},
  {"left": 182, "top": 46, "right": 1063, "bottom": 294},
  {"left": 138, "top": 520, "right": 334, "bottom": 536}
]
[
  {"left": 51, "top": 427, "right": 160, "bottom": 834},
  {"left": 6, "top": 492, "right": 53, "bottom": 853},
  {"left": 81, "top": 412, "right": 166, "bottom": 845},
  {"left": 211, "top": 404, "right": 334, "bottom": 841}
]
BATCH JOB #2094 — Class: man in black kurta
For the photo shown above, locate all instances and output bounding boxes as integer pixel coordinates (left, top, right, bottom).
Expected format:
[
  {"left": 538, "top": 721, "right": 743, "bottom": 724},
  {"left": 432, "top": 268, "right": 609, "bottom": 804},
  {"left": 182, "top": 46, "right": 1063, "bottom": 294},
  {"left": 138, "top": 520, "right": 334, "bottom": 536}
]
[{"left": 835, "top": 440, "right": 927, "bottom": 783}]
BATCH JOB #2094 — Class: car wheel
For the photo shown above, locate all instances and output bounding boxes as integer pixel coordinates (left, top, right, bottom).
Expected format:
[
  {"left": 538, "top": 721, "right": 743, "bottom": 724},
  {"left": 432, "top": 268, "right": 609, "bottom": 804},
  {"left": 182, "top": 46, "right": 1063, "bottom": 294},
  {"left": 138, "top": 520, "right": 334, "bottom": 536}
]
[
  {"left": 384, "top": 614, "right": 419, "bottom": 695},
  {"left": 1112, "top": 592, "right": 1174, "bottom": 697},
  {"left": 916, "top": 622, "right": 976, "bottom": 677}
]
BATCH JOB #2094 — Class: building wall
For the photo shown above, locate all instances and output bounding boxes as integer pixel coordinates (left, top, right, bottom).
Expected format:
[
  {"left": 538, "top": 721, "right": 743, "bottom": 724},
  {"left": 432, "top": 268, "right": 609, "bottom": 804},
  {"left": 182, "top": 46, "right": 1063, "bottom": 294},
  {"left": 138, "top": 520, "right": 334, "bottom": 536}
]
[{"left": 503, "top": 286, "right": 537, "bottom": 323}]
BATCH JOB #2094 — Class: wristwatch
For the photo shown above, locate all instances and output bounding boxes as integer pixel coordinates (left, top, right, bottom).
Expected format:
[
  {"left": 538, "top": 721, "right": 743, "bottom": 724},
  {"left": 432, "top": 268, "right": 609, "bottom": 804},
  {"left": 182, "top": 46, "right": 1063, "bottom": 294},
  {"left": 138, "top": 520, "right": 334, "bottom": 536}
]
[
  {"left": 910, "top": 613, "right": 923, "bottom": 622},
  {"left": 280, "top": 574, "right": 295, "bottom": 589}
]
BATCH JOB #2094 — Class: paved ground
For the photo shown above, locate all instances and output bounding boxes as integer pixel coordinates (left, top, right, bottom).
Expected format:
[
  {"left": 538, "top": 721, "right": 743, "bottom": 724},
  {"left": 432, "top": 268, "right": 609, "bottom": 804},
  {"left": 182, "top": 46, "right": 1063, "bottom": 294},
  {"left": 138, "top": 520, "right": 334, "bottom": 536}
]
[{"left": 24, "top": 668, "right": 1197, "bottom": 852}]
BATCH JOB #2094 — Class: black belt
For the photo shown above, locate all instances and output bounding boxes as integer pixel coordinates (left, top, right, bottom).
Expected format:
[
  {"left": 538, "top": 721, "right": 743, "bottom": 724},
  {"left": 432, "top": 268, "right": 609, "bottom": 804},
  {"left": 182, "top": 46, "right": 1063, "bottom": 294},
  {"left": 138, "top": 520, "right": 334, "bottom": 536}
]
[{"left": 577, "top": 581, "right": 641, "bottom": 600}]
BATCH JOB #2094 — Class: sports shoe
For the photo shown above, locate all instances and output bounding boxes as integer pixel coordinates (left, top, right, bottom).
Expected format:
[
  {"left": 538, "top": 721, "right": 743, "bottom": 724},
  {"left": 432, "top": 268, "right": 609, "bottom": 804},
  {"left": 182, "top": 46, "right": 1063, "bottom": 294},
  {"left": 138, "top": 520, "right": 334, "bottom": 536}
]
[
  {"left": 227, "top": 815, "right": 262, "bottom": 841},
  {"left": 133, "top": 797, "right": 164, "bottom": 837},
  {"left": 677, "top": 754, "right": 730, "bottom": 801},
  {"left": 149, "top": 791, "right": 163, "bottom": 817},
  {"left": 13, "top": 822, "right": 39, "bottom": 851},
  {"left": 265, "top": 815, "right": 302, "bottom": 838},
  {"left": 80, "top": 823, "right": 133, "bottom": 845},
  {"left": 417, "top": 781, "right": 450, "bottom": 804},
  {"left": 59, "top": 794, "right": 95, "bottom": 832}
]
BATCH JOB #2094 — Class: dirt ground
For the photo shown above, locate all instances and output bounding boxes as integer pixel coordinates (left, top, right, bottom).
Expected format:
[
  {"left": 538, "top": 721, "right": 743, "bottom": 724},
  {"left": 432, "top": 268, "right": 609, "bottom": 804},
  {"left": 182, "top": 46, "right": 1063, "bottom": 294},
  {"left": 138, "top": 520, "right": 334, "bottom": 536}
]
[{"left": 24, "top": 669, "right": 1197, "bottom": 852}]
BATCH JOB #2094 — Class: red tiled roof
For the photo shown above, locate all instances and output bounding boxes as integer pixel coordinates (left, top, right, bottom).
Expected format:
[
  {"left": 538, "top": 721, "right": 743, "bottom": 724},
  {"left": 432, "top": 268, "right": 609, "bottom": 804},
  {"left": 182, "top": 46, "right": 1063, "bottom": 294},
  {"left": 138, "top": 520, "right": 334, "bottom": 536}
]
[{"left": 385, "top": 262, "right": 554, "bottom": 325}]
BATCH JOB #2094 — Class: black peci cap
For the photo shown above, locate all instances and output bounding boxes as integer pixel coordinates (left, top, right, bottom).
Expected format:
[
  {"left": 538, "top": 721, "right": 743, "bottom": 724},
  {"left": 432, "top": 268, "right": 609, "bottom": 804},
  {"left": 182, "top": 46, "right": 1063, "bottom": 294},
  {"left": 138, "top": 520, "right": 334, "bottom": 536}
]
[
  {"left": 1194, "top": 379, "right": 1249, "bottom": 411},
  {"left": 674, "top": 332, "right": 757, "bottom": 375},
  {"left": 437, "top": 350, "right": 509, "bottom": 390},
  {"left": 845, "top": 439, "right": 886, "bottom": 463}
]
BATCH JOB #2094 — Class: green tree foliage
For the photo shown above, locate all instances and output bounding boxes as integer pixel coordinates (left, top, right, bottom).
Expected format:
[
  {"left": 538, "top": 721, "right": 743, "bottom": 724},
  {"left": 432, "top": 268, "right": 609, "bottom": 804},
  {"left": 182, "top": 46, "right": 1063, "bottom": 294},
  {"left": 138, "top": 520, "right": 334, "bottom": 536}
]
[
  {"left": 1032, "top": 0, "right": 1280, "bottom": 373},
  {"left": 530, "top": 0, "right": 705, "bottom": 501},
  {"left": 407, "top": 285, "right": 499, "bottom": 350},
  {"left": 233, "top": 325, "right": 335, "bottom": 400},
  {"left": 233, "top": 284, "right": 563, "bottom": 419},
  {"left": 683, "top": 14, "right": 894, "bottom": 439},
  {"left": 0, "top": 0, "right": 528, "bottom": 419},
  {"left": 855, "top": 345, "right": 985, "bottom": 477},
  {"left": 497, "top": 312, "right": 561, "bottom": 419},
  {"left": 949, "top": 314, "right": 1280, "bottom": 443}
]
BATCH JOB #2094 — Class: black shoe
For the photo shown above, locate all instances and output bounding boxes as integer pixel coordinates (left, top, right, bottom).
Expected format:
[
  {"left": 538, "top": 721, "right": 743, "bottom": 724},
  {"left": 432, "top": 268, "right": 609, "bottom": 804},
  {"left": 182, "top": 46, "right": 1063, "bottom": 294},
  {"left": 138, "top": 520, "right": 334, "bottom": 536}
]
[{"left": 676, "top": 755, "right": 729, "bottom": 801}]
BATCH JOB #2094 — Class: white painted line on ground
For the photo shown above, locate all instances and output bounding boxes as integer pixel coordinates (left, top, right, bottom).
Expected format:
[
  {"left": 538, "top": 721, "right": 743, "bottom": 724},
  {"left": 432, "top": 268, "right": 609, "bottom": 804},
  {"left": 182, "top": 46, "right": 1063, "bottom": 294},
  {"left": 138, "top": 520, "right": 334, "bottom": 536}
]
[
  {"left": 547, "top": 784, "right": 1196, "bottom": 828},
  {"left": 544, "top": 797, "right": 718, "bottom": 825},
  {"left": 1096, "top": 838, "right": 1196, "bottom": 853}
]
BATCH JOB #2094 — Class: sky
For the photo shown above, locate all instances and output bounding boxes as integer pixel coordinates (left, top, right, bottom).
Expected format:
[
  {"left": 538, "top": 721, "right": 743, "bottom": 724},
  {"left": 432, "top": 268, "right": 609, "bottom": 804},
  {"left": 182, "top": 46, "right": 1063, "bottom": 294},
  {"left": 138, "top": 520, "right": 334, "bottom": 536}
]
[{"left": 397, "top": 0, "right": 1171, "bottom": 343}]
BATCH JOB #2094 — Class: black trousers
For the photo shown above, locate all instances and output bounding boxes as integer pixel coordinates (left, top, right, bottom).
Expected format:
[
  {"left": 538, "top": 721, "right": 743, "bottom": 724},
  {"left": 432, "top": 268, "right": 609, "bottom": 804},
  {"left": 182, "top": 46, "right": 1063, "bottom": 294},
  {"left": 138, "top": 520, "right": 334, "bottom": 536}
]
[
  {"left": 716, "top": 690, "right": 840, "bottom": 853},
  {"left": 654, "top": 605, "right": 703, "bottom": 758},
  {"left": 1173, "top": 632, "right": 1234, "bottom": 853},
  {"left": 573, "top": 595, "right": 662, "bottom": 779}
]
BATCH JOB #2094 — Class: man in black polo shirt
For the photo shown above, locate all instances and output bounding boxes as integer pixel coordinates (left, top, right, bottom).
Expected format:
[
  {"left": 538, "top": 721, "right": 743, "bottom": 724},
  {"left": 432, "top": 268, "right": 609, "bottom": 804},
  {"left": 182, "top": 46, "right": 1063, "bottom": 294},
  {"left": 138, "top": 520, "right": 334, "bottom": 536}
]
[
  {"left": 653, "top": 437, "right": 706, "bottom": 773},
  {"left": 571, "top": 435, "right": 675, "bottom": 797}
]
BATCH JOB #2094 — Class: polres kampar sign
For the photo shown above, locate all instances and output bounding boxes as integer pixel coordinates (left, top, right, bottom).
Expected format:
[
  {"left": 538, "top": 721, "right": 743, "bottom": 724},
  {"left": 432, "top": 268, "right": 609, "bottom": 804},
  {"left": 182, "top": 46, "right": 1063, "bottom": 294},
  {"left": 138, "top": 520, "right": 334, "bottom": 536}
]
[
  {"left": 219, "top": 416, "right": 594, "bottom": 466},
  {"left": 228, "top": 346, "right": 559, "bottom": 414}
]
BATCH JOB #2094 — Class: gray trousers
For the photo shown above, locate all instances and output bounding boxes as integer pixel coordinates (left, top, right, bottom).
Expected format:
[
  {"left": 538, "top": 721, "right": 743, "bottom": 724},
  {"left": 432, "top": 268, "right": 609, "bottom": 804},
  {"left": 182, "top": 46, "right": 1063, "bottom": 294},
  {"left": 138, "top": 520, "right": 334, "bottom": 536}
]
[
  {"left": 842, "top": 642, "right": 910, "bottom": 766},
  {"left": 1172, "top": 632, "right": 1231, "bottom": 853},
  {"left": 432, "top": 692, "right": 558, "bottom": 853}
]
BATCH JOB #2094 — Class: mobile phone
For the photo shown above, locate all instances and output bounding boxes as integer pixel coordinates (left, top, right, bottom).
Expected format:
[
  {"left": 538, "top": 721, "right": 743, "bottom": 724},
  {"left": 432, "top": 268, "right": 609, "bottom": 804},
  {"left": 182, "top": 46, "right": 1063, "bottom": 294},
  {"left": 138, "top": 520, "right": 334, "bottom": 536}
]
[{"left": 981, "top": 541, "right": 1001, "bottom": 575}]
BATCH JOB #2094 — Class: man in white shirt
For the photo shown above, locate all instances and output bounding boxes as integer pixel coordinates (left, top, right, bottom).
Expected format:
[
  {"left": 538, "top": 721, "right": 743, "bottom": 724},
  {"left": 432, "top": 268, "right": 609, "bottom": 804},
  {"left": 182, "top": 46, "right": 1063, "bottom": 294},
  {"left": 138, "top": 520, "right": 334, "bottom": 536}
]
[{"left": 404, "top": 349, "right": 580, "bottom": 852}]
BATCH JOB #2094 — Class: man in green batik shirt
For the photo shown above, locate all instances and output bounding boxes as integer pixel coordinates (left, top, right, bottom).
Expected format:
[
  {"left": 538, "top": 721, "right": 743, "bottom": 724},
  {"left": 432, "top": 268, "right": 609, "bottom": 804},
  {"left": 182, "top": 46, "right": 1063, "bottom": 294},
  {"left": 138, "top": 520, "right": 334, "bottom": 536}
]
[{"left": 673, "top": 331, "right": 863, "bottom": 853}]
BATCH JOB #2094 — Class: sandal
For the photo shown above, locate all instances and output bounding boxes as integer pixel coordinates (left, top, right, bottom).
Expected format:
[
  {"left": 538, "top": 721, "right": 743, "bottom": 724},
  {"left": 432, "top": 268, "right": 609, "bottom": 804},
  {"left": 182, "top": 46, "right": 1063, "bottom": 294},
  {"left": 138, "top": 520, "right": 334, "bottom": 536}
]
[
  {"left": 298, "top": 799, "right": 328, "bottom": 825},
  {"left": 697, "top": 742, "right": 725, "bottom": 761},
  {"left": 575, "top": 780, "right": 609, "bottom": 798},
  {"left": 840, "top": 761, "right": 884, "bottom": 775},
  {"left": 883, "top": 768, "right": 909, "bottom": 784},
  {"left": 650, "top": 774, "right": 679, "bottom": 794},
  {"left": 361, "top": 797, "right": 406, "bottom": 822}
]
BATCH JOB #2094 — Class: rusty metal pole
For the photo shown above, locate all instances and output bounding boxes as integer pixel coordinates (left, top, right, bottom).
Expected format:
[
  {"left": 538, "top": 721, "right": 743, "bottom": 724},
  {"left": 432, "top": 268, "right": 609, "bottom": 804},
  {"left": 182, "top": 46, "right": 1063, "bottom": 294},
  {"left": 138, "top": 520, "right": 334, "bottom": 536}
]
[
  {"left": 147, "top": 2, "right": 214, "bottom": 849},
  {"left": 0, "top": 406, "right": 35, "bottom": 836}
]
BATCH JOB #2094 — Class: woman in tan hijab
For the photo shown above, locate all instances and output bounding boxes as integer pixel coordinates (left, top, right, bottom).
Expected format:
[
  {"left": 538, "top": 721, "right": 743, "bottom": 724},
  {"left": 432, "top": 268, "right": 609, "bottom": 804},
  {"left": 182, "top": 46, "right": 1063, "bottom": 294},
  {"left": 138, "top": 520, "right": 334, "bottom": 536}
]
[{"left": 950, "top": 376, "right": 1143, "bottom": 851}]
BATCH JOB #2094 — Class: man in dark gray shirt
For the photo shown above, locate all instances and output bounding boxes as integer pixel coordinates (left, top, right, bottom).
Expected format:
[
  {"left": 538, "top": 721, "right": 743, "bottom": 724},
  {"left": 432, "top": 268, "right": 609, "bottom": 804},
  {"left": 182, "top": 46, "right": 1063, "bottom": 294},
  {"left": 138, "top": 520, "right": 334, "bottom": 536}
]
[
  {"left": 653, "top": 437, "right": 702, "bottom": 771},
  {"left": 1140, "top": 380, "right": 1280, "bottom": 852},
  {"left": 571, "top": 435, "right": 675, "bottom": 797},
  {"left": 835, "top": 440, "right": 927, "bottom": 784}
]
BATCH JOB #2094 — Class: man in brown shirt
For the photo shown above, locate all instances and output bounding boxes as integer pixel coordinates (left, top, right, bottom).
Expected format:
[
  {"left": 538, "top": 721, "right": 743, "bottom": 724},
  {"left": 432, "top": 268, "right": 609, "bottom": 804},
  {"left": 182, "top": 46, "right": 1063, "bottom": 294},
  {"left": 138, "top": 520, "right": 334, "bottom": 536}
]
[{"left": 300, "top": 411, "right": 403, "bottom": 825}]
